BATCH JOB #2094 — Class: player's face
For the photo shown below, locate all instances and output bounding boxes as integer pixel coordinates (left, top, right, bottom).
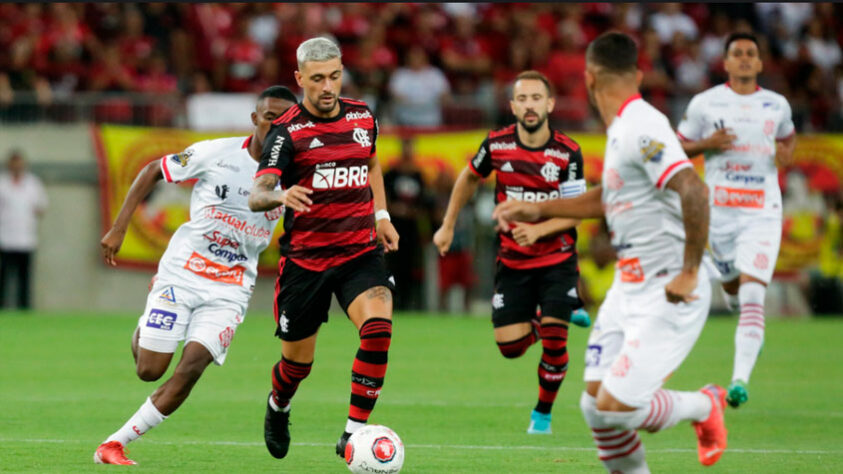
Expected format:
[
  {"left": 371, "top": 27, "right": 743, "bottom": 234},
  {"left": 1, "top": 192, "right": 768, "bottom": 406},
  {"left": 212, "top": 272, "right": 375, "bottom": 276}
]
[
  {"left": 724, "top": 39, "right": 762, "bottom": 80},
  {"left": 510, "top": 79, "right": 554, "bottom": 134},
  {"left": 252, "top": 97, "right": 295, "bottom": 147},
  {"left": 295, "top": 57, "right": 343, "bottom": 116}
]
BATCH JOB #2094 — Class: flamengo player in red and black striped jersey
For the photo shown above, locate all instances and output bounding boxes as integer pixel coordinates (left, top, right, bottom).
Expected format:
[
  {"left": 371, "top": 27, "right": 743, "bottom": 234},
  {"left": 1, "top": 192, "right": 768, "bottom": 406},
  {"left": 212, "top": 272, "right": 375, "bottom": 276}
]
[
  {"left": 247, "top": 38, "right": 399, "bottom": 461},
  {"left": 433, "top": 71, "right": 588, "bottom": 435}
]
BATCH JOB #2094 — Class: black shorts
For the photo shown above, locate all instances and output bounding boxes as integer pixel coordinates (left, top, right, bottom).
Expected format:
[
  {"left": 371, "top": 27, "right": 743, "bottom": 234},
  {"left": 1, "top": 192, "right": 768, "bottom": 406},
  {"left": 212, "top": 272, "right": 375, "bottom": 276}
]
[
  {"left": 274, "top": 249, "right": 394, "bottom": 341},
  {"left": 491, "top": 257, "right": 582, "bottom": 328}
]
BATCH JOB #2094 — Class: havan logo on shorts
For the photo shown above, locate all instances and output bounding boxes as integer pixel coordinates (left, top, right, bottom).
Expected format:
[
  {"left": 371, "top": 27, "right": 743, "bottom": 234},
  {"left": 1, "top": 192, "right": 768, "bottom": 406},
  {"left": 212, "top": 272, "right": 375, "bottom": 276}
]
[
  {"left": 713, "top": 186, "right": 764, "bottom": 208},
  {"left": 147, "top": 308, "right": 177, "bottom": 331},
  {"left": 184, "top": 252, "right": 245, "bottom": 285}
]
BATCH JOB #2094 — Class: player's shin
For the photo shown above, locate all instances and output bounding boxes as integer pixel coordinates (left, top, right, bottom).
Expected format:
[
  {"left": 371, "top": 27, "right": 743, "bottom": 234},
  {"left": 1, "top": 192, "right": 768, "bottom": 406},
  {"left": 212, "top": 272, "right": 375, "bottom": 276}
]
[
  {"left": 270, "top": 357, "right": 313, "bottom": 411},
  {"left": 579, "top": 392, "right": 649, "bottom": 474},
  {"left": 733, "top": 281, "right": 766, "bottom": 384},
  {"left": 104, "top": 397, "right": 167, "bottom": 446},
  {"left": 535, "top": 322, "right": 569, "bottom": 414},
  {"left": 347, "top": 318, "right": 392, "bottom": 434}
]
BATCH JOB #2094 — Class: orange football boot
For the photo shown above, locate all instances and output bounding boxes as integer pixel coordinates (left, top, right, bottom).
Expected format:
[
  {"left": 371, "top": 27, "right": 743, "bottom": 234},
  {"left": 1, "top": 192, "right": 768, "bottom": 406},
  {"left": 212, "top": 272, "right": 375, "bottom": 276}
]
[
  {"left": 693, "top": 384, "right": 728, "bottom": 466},
  {"left": 94, "top": 441, "right": 137, "bottom": 465}
]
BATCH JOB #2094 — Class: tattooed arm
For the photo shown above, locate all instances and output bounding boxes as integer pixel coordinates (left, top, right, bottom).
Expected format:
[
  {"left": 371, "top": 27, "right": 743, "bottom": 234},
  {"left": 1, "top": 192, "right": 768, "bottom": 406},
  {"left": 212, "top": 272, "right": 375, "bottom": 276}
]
[
  {"left": 663, "top": 167, "right": 710, "bottom": 303},
  {"left": 248, "top": 173, "right": 313, "bottom": 213}
]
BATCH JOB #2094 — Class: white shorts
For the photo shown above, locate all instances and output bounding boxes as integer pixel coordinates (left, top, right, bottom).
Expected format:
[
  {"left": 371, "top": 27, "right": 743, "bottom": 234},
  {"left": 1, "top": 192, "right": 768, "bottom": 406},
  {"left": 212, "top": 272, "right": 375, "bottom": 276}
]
[
  {"left": 709, "top": 211, "right": 782, "bottom": 284},
  {"left": 583, "top": 269, "right": 711, "bottom": 408},
  {"left": 137, "top": 281, "right": 246, "bottom": 365}
]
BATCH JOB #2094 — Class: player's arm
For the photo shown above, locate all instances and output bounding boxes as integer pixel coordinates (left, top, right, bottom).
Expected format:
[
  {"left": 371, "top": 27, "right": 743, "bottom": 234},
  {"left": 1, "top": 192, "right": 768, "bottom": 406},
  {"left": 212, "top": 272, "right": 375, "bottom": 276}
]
[
  {"left": 679, "top": 128, "right": 736, "bottom": 157},
  {"left": 511, "top": 218, "right": 579, "bottom": 247},
  {"left": 249, "top": 123, "right": 312, "bottom": 213},
  {"left": 664, "top": 167, "right": 710, "bottom": 303},
  {"left": 100, "top": 159, "right": 164, "bottom": 266},
  {"left": 368, "top": 154, "right": 399, "bottom": 252},
  {"left": 493, "top": 186, "right": 603, "bottom": 232},
  {"left": 775, "top": 133, "right": 796, "bottom": 168},
  {"left": 432, "top": 166, "right": 481, "bottom": 256}
]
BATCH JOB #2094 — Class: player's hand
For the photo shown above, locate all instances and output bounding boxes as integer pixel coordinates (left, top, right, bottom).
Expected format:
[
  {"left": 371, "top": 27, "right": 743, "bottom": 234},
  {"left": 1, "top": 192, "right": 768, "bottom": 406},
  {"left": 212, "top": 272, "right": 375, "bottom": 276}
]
[
  {"left": 664, "top": 270, "right": 699, "bottom": 304},
  {"left": 432, "top": 226, "right": 454, "bottom": 256},
  {"left": 100, "top": 227, "right": 126, "bottom": 266},
  {"left": 378, "top": 219, "right": 399, "bottom": 253},
  {"left": 492, "top": 200, "right": 541, "bottom": 232},
  {"left": 705, "top": 128, "right": 736, "bottom": 152},
  {"left": 281, "top": 185, "right": 313, "bottom": 213},
  {"left": 511, "top": 222, "right": 542, "bottom": 247}
]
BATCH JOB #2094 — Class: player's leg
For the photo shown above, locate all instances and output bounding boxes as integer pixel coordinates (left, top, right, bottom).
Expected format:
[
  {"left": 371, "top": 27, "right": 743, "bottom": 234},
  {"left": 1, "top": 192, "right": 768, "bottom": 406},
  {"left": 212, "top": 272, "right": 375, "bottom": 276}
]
[
  {"left": 527, "top": 260, "right": 579, "bottom": 434},
  {"left": 265, "top": 259, "right": 330, "bottom": 459},
  {"left": 728, "top": 216, "right": 781, "bottom": 407},
  {"left": 95, "top": 286, "right": 191, "bottom": 465},
  {"left": 334, "top": 250, "right": 395, "bottom": 455},
  {"left": 492, "top": 263, "right": 540, "bottom": 359}
]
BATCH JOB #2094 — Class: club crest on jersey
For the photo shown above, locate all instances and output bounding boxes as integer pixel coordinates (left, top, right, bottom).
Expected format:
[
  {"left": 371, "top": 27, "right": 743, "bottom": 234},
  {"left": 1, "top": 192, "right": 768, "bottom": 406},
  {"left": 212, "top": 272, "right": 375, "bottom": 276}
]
[
  {"left": 158, "top": 287, "right": 176, "bottom": 304},
  {"left": 352, "top": 127, "right": 371, "bottom": 147},
  {"left": 540, "top": 162, "right": 561, "bottom": 182},
  {"left": 171, "top": 149, "right": 193, "bottom": 167},
  {"left": 638, "top": 136, "right": 665, "bottom": 163}
]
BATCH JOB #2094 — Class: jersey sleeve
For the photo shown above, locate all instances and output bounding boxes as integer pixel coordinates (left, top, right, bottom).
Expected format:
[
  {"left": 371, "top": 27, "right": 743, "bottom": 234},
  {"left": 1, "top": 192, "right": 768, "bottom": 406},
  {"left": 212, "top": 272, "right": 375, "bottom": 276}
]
[
  {"left": 776, "top": 99, "right": 795, "bottom": 141},
  {"left": 160, "top": 141, "right": 209, "bottom": 183},
  {"left": 467, "top": 137, "right": 493, "bottom": 178},
  {"left": 636, "top": 121, "right": 694, "bottom": 191},
  {"left": 256, "top": 123, "right": 295, "bottom": 178},
  {"left": 676, "top": 95, "right": 705, "bottom": 142},
  {"left": 370, "top": 116, "right": 378, "bottom": 158},
  {"left": 560, "top": 148, "right": 586, "bottom": 198}
]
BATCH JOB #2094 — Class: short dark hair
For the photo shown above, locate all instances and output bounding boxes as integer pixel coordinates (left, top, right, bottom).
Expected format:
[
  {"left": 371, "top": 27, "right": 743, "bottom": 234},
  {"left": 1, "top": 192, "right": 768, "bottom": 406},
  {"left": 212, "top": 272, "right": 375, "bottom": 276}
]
[
  {"left": 723, "top": 32, "right": 759, "bottom": 56},
  {"left": 513, "top": 70, "right": 554, "bottom": 96},
  {"left": 586, "top": 31, "right": 638, "bottom": 74},
  {"left": 258, "top": 85, "right": 298, "bottom": 104}
]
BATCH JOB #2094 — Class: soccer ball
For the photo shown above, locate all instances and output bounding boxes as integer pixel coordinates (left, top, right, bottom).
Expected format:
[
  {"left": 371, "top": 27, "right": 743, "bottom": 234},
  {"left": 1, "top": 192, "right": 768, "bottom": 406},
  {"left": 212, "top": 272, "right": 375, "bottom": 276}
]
[{"left": 344, "top": 424, "right": 404, "bottom": 473}]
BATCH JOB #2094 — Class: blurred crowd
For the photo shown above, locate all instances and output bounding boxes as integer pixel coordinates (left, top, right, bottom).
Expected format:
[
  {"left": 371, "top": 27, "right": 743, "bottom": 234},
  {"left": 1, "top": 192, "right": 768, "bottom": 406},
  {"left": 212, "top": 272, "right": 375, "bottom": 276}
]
[{"left": 1, "top": 3, "right": 843, "bottom": 130}]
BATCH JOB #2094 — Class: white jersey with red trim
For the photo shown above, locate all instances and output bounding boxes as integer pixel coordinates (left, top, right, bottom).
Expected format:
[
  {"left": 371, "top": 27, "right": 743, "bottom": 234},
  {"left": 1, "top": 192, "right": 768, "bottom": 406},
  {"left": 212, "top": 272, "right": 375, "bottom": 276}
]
[
  {"left": 677, "top": 83, "right": 794, "bottom": 215},
  {"left": 157, "top": 136, "right": 282, "bottom": 304},
  {"left": 602, "top": 95, "right": 694, "bottom": 291}
]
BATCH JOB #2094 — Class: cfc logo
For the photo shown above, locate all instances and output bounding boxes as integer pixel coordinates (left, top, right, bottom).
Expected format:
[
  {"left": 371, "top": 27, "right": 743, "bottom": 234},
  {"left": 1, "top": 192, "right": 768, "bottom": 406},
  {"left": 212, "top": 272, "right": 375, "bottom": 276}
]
[
  {"left": 540, "top": 162, "right": 561, "bottom": 182},
  {"left": 312, "top": 164, "right": 369, "bottom": 189},
  {"left": 352, "top": 127, "right": 371, "bottom": 147}
]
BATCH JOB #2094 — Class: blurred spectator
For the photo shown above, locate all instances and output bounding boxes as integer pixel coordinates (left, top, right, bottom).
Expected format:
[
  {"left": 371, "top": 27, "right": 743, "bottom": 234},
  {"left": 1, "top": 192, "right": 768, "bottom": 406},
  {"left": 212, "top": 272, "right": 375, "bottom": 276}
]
[
  {"left": 219, "top": 16, "right": 264, "bottom": 92},
  {"left": 388, "top": 47, "right": 450, "bottom": 127},
  {"left": 650, "top": 3, "right": 698, "bottom": 45},
  {"left": 88, "top": 44, "right": 135, "bottom": 92},
  {"left": 0, "top": 150, "right": 48, "bottom": 310},
  {"left": 383, "top": 138, "right": 431, "bottom": 310},
  {"left": 699, "top": 13, "right": 730, "bottom": 67},
  {"left": 803, "top": 18, "right": 842, "bottom": 75},
  {"left": 440, "top": 14, "right": 492, "bottom": 96}
]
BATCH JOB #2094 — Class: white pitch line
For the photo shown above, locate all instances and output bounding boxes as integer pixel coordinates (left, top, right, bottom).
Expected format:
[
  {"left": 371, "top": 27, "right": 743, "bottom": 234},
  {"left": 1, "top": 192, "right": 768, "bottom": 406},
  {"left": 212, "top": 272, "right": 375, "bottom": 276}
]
[{"left": 1, "top": 438, "right": 841, "bottom": 455}]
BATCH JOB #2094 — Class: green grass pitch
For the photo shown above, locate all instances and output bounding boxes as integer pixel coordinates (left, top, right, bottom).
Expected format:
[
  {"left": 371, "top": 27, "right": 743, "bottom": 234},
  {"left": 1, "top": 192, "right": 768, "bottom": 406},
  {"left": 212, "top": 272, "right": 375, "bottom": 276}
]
[{"left": 1, "top": 311, "right": 841, "bottom": 472}]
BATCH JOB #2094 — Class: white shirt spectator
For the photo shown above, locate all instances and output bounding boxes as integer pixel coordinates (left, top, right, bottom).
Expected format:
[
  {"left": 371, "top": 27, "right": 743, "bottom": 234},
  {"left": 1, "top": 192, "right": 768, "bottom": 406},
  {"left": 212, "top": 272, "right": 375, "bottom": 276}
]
[
  {"left": 650, "top": 5, "right": 698, "bottom": 44},
  {"left": 0, "top": 171, "right": 48, "bottom": 251},
  {"left": 389, "top": 49, "right": 450, "bottom": 127}
]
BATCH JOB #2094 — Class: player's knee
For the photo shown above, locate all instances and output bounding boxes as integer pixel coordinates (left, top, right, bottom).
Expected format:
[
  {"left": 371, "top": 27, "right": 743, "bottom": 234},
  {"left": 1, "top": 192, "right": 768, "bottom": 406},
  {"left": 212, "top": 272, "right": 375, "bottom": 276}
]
[
  {"left": 136, "top": 364, "right": 165, "bottom": 382},
  {"left": 497, "top": 339, "right": 530, "bottom": 359},
  {"left": 358, "top": 318, "right": 392, "bottom": 352}
]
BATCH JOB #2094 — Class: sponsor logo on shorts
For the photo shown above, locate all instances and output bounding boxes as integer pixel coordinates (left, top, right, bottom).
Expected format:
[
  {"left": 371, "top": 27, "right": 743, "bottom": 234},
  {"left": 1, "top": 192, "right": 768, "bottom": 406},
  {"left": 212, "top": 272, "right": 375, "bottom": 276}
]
[
  {"left": 617, "top": 257, "right": 644, "bottom": 283},
  {"left": 505, "top": 186, "right": 559, "bottom": 202},
  {"left": 372, "top": 437, "right": 396, "bottom": 463},
  {"left": 585, "top": 345, "right": 602, "bottom": 367},
  {"left": 714, "top": 259, "right": 733, "bottom": 276},
  {"left": 158, "top": 287, "right": 176, "bottom": 304},
  {"left": 219, "top": 326, "right": 235, "bottom": 348},
  {"left": 610, "top": 354, "right": 631, "bottom": 377},
  {"left": 754, "top": 253, "right": 769, "bottom": 270},
  {"left": 492, "top": 293, "right": 504, "bottom": 309},
  {"left": 713, "top": 186, "right": 764, "bottom": 208},
  {"left": 184, "top": 252, "right": 245, "bottom": 285},
  {"left": 147, "top": 308, "right": 177, "bottom": 330},
  {"left": 312, "top": 163, "right": 369, "bottom": 190}
]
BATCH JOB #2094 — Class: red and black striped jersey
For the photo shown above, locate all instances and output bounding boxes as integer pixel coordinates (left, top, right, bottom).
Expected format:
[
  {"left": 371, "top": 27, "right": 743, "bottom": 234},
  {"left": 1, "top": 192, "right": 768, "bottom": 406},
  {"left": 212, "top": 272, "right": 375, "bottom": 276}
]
[
  {"left": 256, "top": 97, "right": 379, "bottom": 271},
  {"left": 469, "top": 124, "right": 585, "bottom": 270}
]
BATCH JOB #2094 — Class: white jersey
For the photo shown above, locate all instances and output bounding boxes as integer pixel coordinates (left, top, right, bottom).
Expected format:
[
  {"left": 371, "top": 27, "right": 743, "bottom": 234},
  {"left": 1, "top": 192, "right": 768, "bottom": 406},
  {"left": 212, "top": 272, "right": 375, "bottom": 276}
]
[
  {"left": 602, "top": 95, "right": 694, "bottom": 292},
  {"left": 156, "top": 136, "right": 282, "bottom": 305},
  {"left": 677, "top": 83, "right": 794, "bottom": 215}
]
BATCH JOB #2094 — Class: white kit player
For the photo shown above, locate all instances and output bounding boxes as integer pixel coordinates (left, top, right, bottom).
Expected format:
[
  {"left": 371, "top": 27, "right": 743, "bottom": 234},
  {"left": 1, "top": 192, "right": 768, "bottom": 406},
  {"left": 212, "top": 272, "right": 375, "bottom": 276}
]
[
  {"left": 495, "top": 32, "right": 727, "bottom": 472},
  {"left": 677, "top": 32, "right": 796, "bottom": 408},
  {"left": 93, "top": 87, "right": 297, "bottom": 465}
]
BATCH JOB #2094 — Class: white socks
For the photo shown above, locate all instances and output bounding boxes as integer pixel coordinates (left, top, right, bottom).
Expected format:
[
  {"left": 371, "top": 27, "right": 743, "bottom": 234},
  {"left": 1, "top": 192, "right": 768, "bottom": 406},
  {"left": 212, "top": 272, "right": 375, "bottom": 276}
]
[
  {"left": 105, "top": 397, "right": 167, "bottom": 446},
  {"left": 345, "top": 419, "right": 366, "bottom": 435},
  {"left": 268, "top": 393, "right": 290, "bottom": 413},
  {"left": 580, "top": 389, "right": 713, "bottom": 473},
  {"left": 733, "top": 282, "right": 766, "bottom": 383}
]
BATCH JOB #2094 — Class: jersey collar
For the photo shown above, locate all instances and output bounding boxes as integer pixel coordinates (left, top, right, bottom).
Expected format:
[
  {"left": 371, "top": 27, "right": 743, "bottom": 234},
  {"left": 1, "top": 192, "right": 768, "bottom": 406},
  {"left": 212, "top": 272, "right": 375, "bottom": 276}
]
[
  {"left": 617, "top": 93, "right": 642, "bottom": 117},
  {"left": 242, "top": 135, "right": 253, "bottom": 149}
]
